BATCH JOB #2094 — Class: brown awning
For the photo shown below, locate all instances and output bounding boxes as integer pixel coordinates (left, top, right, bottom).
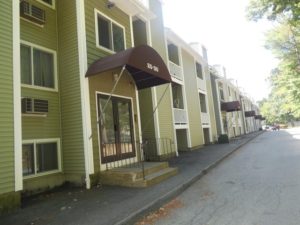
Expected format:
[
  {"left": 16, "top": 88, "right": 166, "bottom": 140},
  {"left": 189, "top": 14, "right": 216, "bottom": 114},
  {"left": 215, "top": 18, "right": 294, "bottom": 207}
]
[
  {"left": 245, "top": 110, "right": 256, "bottom": 117},
  {"left": 255, "top": 115, "right": 265, "bottom": 120},
  {"left": 221, "top": 101, "right": 241, "bottom": 112},
  {"left": 85, "top": 45, "right": 172, "bottom": 90},
  {"left": 255, "top": 115, "right": 262, "bottom": 120}
]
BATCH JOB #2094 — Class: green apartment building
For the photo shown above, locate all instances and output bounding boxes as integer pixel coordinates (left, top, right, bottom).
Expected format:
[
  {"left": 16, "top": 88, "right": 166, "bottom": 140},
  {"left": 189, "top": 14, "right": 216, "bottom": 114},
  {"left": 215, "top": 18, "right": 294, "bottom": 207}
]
[
  {"left": 1, "top": 0, "right": 260, "bottom": 213},
  {"left": 210, "top": 65, "right": 262, "bottom": 139},
  {"left": 165, "top": 28, "right": 217, "bottom": 150},
  {"left": 0, "top": 0, "right": 178, "bottom": 211}
]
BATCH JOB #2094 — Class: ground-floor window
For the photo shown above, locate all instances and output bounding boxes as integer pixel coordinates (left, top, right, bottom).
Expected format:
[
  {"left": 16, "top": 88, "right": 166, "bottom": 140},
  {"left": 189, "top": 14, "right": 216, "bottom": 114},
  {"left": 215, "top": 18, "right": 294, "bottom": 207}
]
[{"left": 22, "top": 139, "right": 61, "bottom": 177}]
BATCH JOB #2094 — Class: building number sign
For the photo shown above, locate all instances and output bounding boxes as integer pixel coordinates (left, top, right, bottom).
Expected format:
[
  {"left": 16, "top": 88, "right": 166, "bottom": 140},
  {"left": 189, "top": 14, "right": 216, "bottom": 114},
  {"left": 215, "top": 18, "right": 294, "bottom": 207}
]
[{"left": 147, "top": 63, "right": 159, "bottom": 72}]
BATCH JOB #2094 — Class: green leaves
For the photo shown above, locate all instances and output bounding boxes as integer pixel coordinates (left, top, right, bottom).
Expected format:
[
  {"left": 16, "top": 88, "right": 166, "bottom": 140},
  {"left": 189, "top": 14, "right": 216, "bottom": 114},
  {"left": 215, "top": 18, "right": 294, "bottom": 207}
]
[
  {"left": 247, "top": 0, "right": 300, "bottom": 124},
  {"left": 247, "top": 0, "right": 300, "bottom": 21}
]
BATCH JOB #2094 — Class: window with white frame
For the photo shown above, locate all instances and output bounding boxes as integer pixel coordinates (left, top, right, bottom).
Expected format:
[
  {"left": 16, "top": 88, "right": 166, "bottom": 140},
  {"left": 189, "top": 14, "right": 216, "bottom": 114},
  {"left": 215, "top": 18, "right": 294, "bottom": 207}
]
[
  {"left": 96, "top": 12, "right": 125, "bottom": 52},
  {"left": 21, "top": 44, "right": 56, "bottom": 89},
  {"left": 22, "top": 139, "right": 60, "bottom": 177}
]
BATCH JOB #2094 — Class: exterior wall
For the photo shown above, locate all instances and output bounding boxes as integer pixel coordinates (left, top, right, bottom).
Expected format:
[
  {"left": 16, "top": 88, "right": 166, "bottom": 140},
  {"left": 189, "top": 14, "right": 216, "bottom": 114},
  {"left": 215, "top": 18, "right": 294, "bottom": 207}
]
[
  {"left": 85, "top": 0, "right": 132, "bottom": 66},
  {"left": 20, "top": 0, "right": 58, "bottom": 50},
  {"left": 210, "top": 73, "right": 223, "bottom": 136},
  {"left": 0, "top": 1, "right": 19, "bottom": 210},
  {"left": 88, "top": 71, "right": 140, "bottom": 172},
  {"left": 138, "top": 89, "right": 156, "bottom": 143},
  {"left": 204, "top": 67, "right": 218, "bottom": 142},
  {"left": 181, "top": 50, "right": 203, "bottom": 147},
  {"left": 21, "top": 89, "right": 61, "bottom": 139},
  {"left": 19, "top": 0, "right": 65, "bottom": 190},
  {"left": 149, "top": 0, "right": 175, "bottom": 154},
  {"left": 57, "top": 0, "right": 86, "bottom": 183}
]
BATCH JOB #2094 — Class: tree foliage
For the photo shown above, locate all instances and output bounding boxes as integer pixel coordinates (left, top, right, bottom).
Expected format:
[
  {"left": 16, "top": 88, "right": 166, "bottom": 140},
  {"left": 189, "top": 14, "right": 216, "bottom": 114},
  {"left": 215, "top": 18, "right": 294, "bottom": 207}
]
[
  {"left": 247, "top": 0, "right": 300, "bottom": 21},
  {"left": 247, "top": 0, "right": 300, "bottom": 124}
]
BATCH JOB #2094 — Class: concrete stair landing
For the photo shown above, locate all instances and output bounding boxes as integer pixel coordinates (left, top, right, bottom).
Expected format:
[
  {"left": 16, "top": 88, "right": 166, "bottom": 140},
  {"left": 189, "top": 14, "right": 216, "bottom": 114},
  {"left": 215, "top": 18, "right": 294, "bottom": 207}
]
[{"left": 100, "top": 162, "right": 178, "bottom": 188}]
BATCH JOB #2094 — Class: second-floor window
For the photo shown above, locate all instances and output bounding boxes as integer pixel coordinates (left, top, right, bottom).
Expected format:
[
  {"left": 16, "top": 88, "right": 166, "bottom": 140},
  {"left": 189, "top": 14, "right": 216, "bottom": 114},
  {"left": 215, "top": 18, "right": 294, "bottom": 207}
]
[
  {"left": 96, "top": 13, "right": 125, "bottom": 53},
  {"left": 21, "top": 44, "right": 55, "bottom": 89},
  {"left": 196, "top": 62, "right": 203, "bottom": 79},
  {"left": 199, "top": 93, "right": 207, "bottom": 113},
  {"left": 219, "top": 83, "right": 224, "bottom": 100}
]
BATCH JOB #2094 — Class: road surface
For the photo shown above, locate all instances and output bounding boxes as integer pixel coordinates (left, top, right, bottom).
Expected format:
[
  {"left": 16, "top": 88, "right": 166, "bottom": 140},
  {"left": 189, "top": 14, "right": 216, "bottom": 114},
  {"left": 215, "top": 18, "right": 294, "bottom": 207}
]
[{"left": 138, "top": 128, "right": 300, "bottom": 225}]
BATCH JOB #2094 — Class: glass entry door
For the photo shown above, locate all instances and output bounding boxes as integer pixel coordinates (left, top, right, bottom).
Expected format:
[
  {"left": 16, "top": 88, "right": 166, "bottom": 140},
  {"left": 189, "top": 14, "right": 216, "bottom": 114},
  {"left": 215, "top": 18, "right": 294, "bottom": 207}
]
[{"left": 97, "top": 94, "right": 135, "bottom": 163}]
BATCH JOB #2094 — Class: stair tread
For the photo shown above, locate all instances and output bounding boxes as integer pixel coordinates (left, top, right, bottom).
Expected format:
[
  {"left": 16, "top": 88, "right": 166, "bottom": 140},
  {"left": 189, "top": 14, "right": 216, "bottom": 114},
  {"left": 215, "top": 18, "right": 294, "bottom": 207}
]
[{"left": 144, "top": 167, "right": 178, "bottom": 180}]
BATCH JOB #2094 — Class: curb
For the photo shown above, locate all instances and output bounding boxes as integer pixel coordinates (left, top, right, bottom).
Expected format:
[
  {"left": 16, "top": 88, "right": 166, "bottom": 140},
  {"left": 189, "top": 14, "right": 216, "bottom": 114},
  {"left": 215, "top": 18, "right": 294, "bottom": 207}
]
[{"left": 115, "top": 131, "right": 264, "bottom": 225}]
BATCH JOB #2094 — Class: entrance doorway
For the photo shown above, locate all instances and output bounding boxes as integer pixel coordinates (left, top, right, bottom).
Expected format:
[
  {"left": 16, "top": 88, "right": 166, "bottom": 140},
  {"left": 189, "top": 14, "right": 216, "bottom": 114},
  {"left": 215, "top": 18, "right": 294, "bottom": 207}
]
[
  {"left": 203, "top": 128, "right": 211, "bottom": 145},
  {"left": 97, "top": 94, "right": 135, "bottom": 163}
]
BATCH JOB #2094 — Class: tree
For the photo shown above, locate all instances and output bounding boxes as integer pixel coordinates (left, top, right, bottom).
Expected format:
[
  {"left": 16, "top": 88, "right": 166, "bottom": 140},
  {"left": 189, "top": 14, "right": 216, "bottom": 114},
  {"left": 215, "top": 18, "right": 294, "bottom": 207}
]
[
  {"left": 247, "top": 0, "right": 300, "bottom": 124},
  {"left": 247, "top": 0, "right": 300, "bottom": 22}
]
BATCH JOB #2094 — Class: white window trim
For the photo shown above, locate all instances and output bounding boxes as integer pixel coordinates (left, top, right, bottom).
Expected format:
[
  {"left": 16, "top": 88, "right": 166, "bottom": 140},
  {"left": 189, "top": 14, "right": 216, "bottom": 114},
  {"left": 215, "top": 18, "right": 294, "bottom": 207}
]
[
  {"left": 36, "top": 0, "right": 56, "bottom": 10},
  {"left": 20, "top": 40, "right": 58, "bottom": 91},
  {"left": 20, "top": 17, "right": 45, "bottom": 28},
  {"left": 94, "top": 9, "right": 126, "bottom": 54},
  {"left": 22, "top": 138, "right": 62, "bottom": 179}
]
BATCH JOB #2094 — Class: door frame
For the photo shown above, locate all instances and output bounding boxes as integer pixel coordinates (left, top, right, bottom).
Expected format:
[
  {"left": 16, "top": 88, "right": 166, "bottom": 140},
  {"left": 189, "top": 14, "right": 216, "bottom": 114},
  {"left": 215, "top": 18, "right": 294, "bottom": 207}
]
[{"left": 96, "top": 91, "right": 137, "bottom": 164}]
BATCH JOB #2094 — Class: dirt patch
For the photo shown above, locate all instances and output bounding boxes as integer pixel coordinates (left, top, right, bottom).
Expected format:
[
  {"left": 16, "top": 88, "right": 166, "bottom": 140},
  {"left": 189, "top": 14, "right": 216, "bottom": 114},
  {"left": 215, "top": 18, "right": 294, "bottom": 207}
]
[{"left": 135, "top": 198, "right": 184, "bottom": 225}]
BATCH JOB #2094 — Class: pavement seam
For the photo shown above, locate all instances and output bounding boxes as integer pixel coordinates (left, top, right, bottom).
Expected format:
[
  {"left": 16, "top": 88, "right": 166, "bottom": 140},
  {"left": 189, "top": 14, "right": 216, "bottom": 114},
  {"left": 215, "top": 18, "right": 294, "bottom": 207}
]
[{"left": 115, "top": 131, "right": 263, "bottom": 225}]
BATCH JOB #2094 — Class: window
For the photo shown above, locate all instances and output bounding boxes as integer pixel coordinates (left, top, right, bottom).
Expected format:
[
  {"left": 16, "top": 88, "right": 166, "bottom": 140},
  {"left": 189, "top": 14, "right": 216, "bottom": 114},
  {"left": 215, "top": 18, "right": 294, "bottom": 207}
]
[
  {"left": 196, "top": 62, "right": 203, "bottom": 79},
  {"left": 21, "top": 44, "right": 56, "bottom": 89},
  {"left": 172, "top": 83, "right": 184, "bottom": 109},
  {"left": 219, "top": 83, "right": 224, "bottom": 100},
  {"left": 228, "top": 87, "right": 231, "bottom": 96},
  {"left": 199, "top": 93, "right": 207, "bottom": 113},
  {"left": 96, "top": 13, "right": 125, "bottom": 52},
  {"left": 167, "top": 43, "right": 180, "bottom": 65},
  {"left": 22, "top": 139, "right": 60, "bottom": 177}
]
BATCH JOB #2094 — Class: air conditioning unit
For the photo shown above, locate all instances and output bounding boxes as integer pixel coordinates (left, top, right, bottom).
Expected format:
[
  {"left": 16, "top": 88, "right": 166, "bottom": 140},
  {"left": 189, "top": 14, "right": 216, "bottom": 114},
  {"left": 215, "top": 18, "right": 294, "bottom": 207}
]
[
  {"left": 20, "top": 1, "right": 46, "bottom": 25},
  {"left": 22, "top": 98, "right": 48, "bottom": 114}
]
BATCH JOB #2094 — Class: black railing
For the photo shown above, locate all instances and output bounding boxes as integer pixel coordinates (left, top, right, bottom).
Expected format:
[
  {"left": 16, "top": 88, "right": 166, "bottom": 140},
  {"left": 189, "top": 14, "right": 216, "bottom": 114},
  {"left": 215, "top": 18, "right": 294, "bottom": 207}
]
[{"left": 102, "top": 138, "right": 176, "bottom": 179}]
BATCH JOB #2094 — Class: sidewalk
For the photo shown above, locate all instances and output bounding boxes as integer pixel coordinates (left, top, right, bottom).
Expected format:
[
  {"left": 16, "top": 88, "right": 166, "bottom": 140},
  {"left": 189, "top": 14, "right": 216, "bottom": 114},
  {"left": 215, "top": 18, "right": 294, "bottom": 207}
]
[{"left": 0, "top": 131, "right": 263, "bottom": 225}]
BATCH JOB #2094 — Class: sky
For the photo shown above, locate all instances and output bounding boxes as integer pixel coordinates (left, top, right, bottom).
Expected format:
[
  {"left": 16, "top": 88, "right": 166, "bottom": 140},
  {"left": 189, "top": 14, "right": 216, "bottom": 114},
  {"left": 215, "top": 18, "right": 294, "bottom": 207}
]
[{"left": 162, "top": 0, "right": 278, "bottom": 102}]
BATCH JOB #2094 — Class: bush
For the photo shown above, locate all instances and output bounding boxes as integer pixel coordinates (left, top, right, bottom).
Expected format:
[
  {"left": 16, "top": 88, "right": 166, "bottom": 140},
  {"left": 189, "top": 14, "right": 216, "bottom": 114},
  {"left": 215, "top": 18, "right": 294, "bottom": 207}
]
[{"left": 218, "top": 134, "right": 229, "bottom": 143}]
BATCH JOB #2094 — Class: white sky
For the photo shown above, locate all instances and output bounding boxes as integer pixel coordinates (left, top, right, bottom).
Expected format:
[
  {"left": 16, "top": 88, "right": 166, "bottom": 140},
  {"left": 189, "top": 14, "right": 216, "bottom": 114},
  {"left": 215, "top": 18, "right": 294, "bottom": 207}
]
[{"left": 162, "top": 0, "right": 278, "bottom": 102}]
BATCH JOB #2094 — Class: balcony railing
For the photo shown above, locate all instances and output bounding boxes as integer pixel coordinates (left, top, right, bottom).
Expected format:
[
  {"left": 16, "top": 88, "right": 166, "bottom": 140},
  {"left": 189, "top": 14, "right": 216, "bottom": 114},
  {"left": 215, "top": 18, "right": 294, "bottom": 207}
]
[
  {"left": 197, "top": 78, "right": 206, "bottom": 92},
  {"left": 169, "top": 61, "right": 183, "bottom": 81},
  {"left": 201, "top": 112, "right": 210, "bottom": 125},
  {"left": 173, "top": 108, "right": 188, "bottom": 124}
]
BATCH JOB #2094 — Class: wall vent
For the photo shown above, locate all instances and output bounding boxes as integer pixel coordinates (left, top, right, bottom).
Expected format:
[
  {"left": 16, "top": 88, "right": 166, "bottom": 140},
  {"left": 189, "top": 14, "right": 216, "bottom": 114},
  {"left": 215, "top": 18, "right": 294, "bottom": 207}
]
[{"left": 20, "top": 1, "right": 46, "bottom": 25}]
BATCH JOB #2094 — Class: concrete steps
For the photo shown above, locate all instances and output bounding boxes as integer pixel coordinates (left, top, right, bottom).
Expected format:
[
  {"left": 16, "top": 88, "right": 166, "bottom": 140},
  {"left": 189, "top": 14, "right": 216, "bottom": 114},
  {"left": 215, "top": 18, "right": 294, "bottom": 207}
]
[{"left": 100, "top": 162, "right": 178, "bottom": 188}]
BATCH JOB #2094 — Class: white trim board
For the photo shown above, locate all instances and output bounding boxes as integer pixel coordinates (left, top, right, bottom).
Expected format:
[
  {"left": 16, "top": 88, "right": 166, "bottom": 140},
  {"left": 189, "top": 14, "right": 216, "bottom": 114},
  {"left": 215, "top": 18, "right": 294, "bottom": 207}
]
[
  {"left": 13, "top": 0, "right": 23, "bottom": 191},
  {"left": 76, "top": 0, "right": 94, "bottom": 189}
]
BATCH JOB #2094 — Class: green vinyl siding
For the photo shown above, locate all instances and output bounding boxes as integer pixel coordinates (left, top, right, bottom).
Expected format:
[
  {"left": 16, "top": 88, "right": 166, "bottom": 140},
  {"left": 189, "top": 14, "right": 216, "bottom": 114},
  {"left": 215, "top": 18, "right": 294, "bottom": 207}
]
[
  {"left": 23, "top": 173, "right": 64, "bottom": 194},
  {"left": 20, "top": 0, "right": 57, "bottom": 50},
  {"left": 21, "top": 88, "right": 61, "bottom": 139},
  {"left": 181, "top": 50, "right": 204, "bottom": 147},
  {"left": 149, "top": 0, "right": 175, "bottom": 151},
  {"left": 57, "top": 1, "right": 85, "bottom": 177},
  {"left": 138, "top": 89, "right": 156, "bottom": 142},
  {"left": 85, "top": 0, "right": 132, "bottom": 66},
  {"left": 0, "top": 1, "right": 14, "bottom": 194}
]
